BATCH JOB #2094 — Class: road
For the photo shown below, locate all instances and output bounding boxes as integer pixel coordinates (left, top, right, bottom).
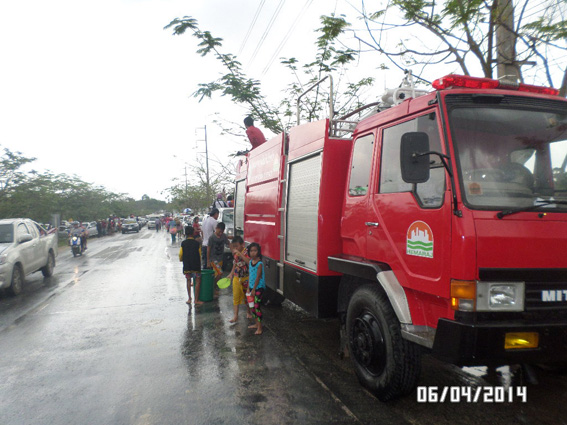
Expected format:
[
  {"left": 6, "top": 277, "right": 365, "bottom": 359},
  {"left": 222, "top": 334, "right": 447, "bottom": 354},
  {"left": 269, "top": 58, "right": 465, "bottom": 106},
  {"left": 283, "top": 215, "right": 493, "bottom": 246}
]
[{"left": 0, "top": 229, "right": 566, "bottom": 425}]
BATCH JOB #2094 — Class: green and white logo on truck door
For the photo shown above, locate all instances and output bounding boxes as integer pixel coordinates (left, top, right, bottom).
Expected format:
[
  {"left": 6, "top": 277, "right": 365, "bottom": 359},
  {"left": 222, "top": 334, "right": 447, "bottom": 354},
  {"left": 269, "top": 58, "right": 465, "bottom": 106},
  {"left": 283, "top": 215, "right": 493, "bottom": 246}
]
[{"left": 406, "top": 221, "right": 433, "bottom": 258}]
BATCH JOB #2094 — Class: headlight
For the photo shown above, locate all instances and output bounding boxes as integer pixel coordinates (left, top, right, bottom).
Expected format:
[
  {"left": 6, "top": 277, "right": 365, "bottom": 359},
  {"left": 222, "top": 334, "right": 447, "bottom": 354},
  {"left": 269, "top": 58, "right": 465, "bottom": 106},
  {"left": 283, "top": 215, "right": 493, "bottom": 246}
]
[
  {"left": 476, "top": 281, "right": 525, "bottom": 311},
  {"left": 0, "top": 254, "right": 7, "bottom": 265}
]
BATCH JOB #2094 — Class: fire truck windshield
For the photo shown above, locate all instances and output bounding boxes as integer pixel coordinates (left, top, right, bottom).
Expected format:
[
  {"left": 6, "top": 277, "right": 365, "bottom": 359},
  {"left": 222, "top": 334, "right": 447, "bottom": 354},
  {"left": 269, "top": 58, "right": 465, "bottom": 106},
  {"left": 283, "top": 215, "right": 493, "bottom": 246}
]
[{"left": 448, "top": 104, "right": 567, "bottom": 212}]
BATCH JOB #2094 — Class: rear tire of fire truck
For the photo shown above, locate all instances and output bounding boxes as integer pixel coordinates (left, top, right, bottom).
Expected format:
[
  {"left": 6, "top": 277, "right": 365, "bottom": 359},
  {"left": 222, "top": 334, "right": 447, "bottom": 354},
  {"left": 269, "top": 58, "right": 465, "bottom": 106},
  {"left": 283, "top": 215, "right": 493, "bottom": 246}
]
[{"left": 346, "top": 284, "right": 421, "bottom": 401}]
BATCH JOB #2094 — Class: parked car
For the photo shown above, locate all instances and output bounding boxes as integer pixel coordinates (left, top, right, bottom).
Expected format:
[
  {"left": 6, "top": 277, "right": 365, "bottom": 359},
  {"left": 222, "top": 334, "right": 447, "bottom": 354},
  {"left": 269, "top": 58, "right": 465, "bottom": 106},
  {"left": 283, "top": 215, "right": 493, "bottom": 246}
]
[
  {"left": 58, "top": 225, "right": 70, "bottom": 239},
  {"left": 0, "top": 219, "right": 58, "bottom": 295},
  {"left": 83, "top": 221, "right": 98, "bottom": 237},
  {"left": 122, "top": 219, "right": 139, "bottom": 234}
]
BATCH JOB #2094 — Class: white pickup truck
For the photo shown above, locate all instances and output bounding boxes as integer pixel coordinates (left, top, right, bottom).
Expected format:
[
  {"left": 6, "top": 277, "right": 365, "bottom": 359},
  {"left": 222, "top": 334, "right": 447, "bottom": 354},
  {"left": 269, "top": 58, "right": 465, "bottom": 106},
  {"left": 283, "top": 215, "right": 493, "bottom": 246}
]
[{"left": 0, "top": 218, "right": 58, "bottom": 295}]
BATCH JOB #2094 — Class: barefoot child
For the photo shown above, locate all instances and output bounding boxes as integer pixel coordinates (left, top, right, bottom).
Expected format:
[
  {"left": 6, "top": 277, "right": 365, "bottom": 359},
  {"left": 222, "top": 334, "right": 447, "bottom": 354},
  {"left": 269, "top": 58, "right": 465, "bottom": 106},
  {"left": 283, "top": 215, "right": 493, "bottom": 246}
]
[
  {"left": 179, "top": 226, "right": 204, "bottom": 306},
  {"left": 227, "top": 236, "right": 251, "bottom": 323},
  {"left": 247, "top": 242, "right": 265, "bottom": 335}
]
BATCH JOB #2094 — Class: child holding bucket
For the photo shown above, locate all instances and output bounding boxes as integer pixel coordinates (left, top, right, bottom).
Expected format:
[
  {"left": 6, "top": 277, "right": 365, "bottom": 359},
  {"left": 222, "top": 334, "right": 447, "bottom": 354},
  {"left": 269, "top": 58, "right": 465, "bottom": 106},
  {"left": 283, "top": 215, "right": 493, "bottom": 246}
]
[
  {"left": 227, "top": 236, "right": 252, "bottom": 323},
  {"left": 246, "top": 242, "right": 265, "bottom": 335}
]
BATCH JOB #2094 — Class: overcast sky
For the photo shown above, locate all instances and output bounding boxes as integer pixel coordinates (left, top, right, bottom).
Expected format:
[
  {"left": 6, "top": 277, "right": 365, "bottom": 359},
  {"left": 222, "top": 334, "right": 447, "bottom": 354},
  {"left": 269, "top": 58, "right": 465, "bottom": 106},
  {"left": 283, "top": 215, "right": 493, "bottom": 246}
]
[
  {"left": 2, "top": 1, "right": 563, "bottom": 203},
  {"left": 0, "top": 0, "right": 361, "bottom": 201}
]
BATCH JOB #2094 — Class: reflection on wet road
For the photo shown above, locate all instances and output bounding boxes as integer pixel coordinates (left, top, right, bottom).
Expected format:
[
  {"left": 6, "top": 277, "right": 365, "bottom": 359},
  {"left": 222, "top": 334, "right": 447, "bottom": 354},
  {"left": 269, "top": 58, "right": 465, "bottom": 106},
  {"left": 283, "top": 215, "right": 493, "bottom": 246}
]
[{"left": 0, "top": 230, "right": 566, "bottom": 424}]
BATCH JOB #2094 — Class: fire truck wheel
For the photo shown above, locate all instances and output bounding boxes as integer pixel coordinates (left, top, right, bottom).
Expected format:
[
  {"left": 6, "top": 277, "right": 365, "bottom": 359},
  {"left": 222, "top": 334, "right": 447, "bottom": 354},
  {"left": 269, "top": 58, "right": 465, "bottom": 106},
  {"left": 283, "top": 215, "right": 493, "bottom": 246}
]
[{"left": 346, "top": 284, "right": 421, "bottom": 401}]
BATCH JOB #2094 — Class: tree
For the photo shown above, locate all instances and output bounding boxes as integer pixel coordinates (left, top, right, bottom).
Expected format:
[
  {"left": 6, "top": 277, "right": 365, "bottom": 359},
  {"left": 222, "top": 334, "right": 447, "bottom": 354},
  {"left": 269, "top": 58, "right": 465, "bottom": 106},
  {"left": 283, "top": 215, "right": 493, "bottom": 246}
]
[
  {"left": 165, "top": 14, "right": 376, "bottom": 135},
  {"left": 165, "top": 157, "right": 235, "bottom": 213},
  {"left": 0, "top": 145, "right": 159, "bottom": 223},
  {"left": 336, "top": 0, "right": 567, "bottom": 92}
]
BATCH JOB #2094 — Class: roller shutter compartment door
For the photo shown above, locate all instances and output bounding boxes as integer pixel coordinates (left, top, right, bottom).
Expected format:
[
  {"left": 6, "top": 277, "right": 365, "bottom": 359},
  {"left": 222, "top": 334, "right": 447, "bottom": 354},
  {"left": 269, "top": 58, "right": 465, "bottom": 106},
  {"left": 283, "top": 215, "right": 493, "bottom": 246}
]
[{"left": 286, "top": 154, "right": 322, "bottom": 271}]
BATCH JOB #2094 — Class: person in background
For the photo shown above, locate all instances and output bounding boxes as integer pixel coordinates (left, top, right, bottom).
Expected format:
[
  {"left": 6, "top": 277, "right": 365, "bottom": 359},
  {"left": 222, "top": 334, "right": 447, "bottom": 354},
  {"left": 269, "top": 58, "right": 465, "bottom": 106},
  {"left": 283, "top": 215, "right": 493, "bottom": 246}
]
[
  {"left": 179, "top": 226, "right": 203, "bottom": 306},
  {"left": 227, "top": 195, "right": 234, "bottom": 207},
  {"left": 68, "top": 221, "right": 87, "bottom": 251},
  {"left": 168, "top": 219, "right": 178, "bottom": 244},
  {"left": 192, "top": 216, "right": 202, "bottom": 238},
  {"left": 207, "top": 222, "right": 230, "bottom": 287},
  {"left": 213, "top": 193, "right": 228, "bottom": 209},
  {"left": 201, "top": 208, "right": 219, "bottom": 268},
  {"left": 244, "top": 116, "right": 266, "bottom": 150}
]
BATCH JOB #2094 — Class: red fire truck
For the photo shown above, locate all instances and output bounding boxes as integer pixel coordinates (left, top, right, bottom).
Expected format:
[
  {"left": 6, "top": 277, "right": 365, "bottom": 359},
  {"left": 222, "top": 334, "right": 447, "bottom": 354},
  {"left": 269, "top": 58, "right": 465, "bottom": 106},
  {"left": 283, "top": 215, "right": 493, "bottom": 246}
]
[{"left": 234, "top": 73, "right": 567, "bottom": 400}]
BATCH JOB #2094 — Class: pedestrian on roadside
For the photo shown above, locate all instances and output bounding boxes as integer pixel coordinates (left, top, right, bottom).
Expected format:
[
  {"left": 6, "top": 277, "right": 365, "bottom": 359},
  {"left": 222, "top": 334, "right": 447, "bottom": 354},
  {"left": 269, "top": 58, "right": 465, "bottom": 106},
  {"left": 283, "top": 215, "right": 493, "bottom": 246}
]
[
  {"left": 246, "top": 242, "right": 265, "bottom": 335},
  {"left": 168, "top": 219, "right": 178, "bottom": 244},
  {"left": 201, "top": 208, "right": 219, "bottom": 268},
  {"left": 179, "top": 226, "right": 204, "bottom": 306},
  {"left": 207, "top": 222, "right": 230, "bottom": 287},
  {"left": 227, "top": 195, "right": 234, "bottom": 207},
  {"left": 96, "top": 220, "right": 102, "bottom": 238},
  {"left": 176, "top": 218, "right": 183, "bottom": 242},
  {"left": 192, "top": 216, "right": 202, "bottom": 238},
  {"left": 227, "top": 236, "right": 252, "bottom": 323}
]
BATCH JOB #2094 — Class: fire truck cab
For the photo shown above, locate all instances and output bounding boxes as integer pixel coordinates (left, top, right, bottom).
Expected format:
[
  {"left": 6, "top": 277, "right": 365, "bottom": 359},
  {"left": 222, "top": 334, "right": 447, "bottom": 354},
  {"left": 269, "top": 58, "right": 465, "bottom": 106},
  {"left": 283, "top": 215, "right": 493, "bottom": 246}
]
[{"left": 235, "top": 73, "right": 567, "bottom": 400}]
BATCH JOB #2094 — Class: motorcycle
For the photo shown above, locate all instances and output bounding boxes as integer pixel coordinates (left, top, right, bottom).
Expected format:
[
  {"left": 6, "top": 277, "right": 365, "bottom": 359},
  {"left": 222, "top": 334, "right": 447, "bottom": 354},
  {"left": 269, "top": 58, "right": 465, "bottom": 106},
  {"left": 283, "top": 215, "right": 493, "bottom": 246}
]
[{"left": 69, "top": 234, "right": 84, "bottom": 257}]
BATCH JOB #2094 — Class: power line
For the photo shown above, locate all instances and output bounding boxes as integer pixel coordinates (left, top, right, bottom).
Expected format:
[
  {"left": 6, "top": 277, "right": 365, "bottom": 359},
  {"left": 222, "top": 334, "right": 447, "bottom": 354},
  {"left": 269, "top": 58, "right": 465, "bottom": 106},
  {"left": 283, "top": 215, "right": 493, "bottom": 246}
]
[
  {"left": 248, "top": 0, "right": 287, "bottom": 67},
  {"left": 261, "top": 0, "right": 314, "bottom": 76},
  {"left": 238, "top": 0, "right": 267, "bottom": 55}
]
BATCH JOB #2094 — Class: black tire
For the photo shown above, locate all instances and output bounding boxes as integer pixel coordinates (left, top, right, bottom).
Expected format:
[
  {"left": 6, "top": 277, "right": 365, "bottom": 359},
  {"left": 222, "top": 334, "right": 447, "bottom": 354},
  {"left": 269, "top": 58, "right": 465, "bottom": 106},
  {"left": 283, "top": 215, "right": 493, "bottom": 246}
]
[
  {"left": 346, "top": 284, "right": 421, "bottom": 401},
  {"left": 8, "top": 265, "right": 24, "bottom": 296},
  {"left": 41, "top": 251, "right": 55, "bottom": 277}
]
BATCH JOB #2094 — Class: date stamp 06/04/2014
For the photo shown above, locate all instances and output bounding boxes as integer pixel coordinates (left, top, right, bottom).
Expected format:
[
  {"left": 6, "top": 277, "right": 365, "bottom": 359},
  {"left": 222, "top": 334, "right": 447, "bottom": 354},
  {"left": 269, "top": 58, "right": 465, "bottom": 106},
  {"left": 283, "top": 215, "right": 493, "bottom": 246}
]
[{"left": 417, "top": 386, "right": 528, "bottom": 403}]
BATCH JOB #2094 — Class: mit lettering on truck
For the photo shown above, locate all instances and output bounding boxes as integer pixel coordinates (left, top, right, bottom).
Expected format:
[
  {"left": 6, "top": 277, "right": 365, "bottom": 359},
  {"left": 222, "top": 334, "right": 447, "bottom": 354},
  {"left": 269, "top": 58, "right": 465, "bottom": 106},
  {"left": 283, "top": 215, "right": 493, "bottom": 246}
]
[{"left": 234, "top": 72, "right": 567, "bottom": 401}]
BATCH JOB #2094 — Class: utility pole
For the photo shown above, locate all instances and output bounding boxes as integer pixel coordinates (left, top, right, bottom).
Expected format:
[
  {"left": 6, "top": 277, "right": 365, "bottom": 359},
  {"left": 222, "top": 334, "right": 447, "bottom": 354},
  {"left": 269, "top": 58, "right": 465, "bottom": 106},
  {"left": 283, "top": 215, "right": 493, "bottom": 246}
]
[
  {"left": 184, "top": 166, "right": 188, "bottom": 201},
  {"left": 196, "top": 125, "right": 211, "bottom": 203},
  {"left": 495, "top": 0, "right": 520, "bottom": 82}
]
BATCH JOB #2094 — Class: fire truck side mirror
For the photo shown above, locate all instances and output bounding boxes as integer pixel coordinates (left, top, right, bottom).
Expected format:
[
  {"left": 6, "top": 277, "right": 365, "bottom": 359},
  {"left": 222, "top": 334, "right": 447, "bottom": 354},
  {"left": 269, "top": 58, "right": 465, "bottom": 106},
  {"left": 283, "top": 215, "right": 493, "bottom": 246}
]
[{"left": 400, "top": 132, "right": 430, "bottom": 184}]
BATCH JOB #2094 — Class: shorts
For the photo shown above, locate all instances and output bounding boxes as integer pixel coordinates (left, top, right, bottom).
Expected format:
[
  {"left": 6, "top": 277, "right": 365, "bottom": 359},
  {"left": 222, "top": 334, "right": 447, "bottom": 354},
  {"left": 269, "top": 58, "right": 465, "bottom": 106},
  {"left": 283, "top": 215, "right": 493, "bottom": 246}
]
[
  {"left": 211, "top": 260, "right": 223, "bottom": 277},
  {"left": 232, "top": 276, "right": 249, "bottom": 306},
  {"left": 184, "top": 271, "right": 201, "bottom": 280}
]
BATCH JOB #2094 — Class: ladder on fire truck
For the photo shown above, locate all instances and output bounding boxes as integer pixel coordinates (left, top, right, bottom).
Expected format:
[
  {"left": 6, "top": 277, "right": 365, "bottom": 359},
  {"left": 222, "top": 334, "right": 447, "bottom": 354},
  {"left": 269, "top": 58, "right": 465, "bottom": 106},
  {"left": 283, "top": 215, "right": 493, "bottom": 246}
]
[{"left": 296, "top": 71, "right": 429, "bottom": 139}]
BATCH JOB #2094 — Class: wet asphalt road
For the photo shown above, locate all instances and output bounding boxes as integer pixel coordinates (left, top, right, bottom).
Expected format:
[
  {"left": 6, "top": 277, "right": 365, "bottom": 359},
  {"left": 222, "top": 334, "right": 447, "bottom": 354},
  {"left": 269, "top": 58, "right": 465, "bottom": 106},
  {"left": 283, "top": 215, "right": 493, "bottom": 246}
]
[{"left": 0, "top": 229, "right": 566, "bottom": 425}]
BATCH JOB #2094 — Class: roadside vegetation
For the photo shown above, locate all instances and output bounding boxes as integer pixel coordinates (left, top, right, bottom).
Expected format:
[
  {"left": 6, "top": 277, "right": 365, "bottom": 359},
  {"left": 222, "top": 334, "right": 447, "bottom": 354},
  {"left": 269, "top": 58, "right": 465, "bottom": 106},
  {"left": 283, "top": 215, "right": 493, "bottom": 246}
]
[{"left": 0, "top": 147, "right": 167, "bottom": 223}]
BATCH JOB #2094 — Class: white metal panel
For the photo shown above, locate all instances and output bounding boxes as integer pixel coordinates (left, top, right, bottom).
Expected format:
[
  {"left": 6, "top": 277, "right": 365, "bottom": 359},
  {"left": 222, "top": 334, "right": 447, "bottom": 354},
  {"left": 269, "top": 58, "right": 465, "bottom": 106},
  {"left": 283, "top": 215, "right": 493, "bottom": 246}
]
[
  {"left": 286, "top": 154, "right": 322, "bottom": 271},
  {"left": 235, "top": 180, "right": 246, "bottom": 234}
]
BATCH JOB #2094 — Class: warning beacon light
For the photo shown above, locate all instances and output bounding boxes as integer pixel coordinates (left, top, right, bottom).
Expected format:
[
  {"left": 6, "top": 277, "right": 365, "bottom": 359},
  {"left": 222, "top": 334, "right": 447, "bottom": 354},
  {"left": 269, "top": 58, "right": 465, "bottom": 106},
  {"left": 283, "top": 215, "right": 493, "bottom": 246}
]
[{"left": 432, "top": 74, "right": 559, "bottom": 96}]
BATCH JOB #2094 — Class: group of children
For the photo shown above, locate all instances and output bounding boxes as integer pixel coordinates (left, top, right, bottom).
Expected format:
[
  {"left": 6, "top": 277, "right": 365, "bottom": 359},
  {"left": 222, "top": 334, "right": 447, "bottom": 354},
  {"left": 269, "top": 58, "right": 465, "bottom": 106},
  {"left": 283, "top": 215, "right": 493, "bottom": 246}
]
[{"left": 178, "top": 223, "right": 265, "bottom": 335}]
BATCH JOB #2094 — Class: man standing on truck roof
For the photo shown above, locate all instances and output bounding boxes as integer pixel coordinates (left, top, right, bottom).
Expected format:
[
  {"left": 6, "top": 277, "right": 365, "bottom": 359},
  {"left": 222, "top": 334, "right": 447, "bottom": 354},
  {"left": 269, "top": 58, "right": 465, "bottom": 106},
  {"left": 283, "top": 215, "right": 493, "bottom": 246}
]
[{"left": 244, "top": 116, "right": 266, "bottom": 150}]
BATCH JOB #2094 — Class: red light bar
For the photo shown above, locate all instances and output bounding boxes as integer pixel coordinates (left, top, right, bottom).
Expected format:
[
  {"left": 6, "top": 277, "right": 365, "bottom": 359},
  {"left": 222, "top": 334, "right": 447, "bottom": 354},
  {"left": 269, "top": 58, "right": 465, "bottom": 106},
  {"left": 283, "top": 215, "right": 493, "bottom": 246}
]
[
  {"left": 518, "top": 83, "right": 559, "bottom": 96},
  {"left": 432, "top": 74, "right": 559, "bottom": 96}
]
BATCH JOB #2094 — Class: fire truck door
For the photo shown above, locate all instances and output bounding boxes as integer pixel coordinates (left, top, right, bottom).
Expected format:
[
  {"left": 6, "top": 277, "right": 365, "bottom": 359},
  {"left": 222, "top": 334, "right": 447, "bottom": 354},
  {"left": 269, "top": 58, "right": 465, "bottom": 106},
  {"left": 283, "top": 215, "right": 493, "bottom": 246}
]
[
  {"left": 341, "top": 133, "right": 376, "bottom": 258},
  {"left": 366, "top": 113, "right": 451, "bottom": 297}
]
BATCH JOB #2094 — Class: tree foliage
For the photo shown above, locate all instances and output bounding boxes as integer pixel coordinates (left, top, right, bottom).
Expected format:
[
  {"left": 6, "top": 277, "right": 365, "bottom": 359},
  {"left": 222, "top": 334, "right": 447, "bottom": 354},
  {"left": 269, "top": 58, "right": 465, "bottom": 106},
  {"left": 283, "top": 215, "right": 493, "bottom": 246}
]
[
  {"left": 340, "top": 0, "right": 567, "bottom": 92},
  {"left": 165, "top": 14, "right": 376, "bottom": 134},
  {"left": 0, "top": 147, "right": 165, "bottom": 223},
  {"left": 165, "top": 17, "right": 283, "bottom": 134},
  {"left": 165, "top": 157, "right": 235, "bottom": 213}
]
